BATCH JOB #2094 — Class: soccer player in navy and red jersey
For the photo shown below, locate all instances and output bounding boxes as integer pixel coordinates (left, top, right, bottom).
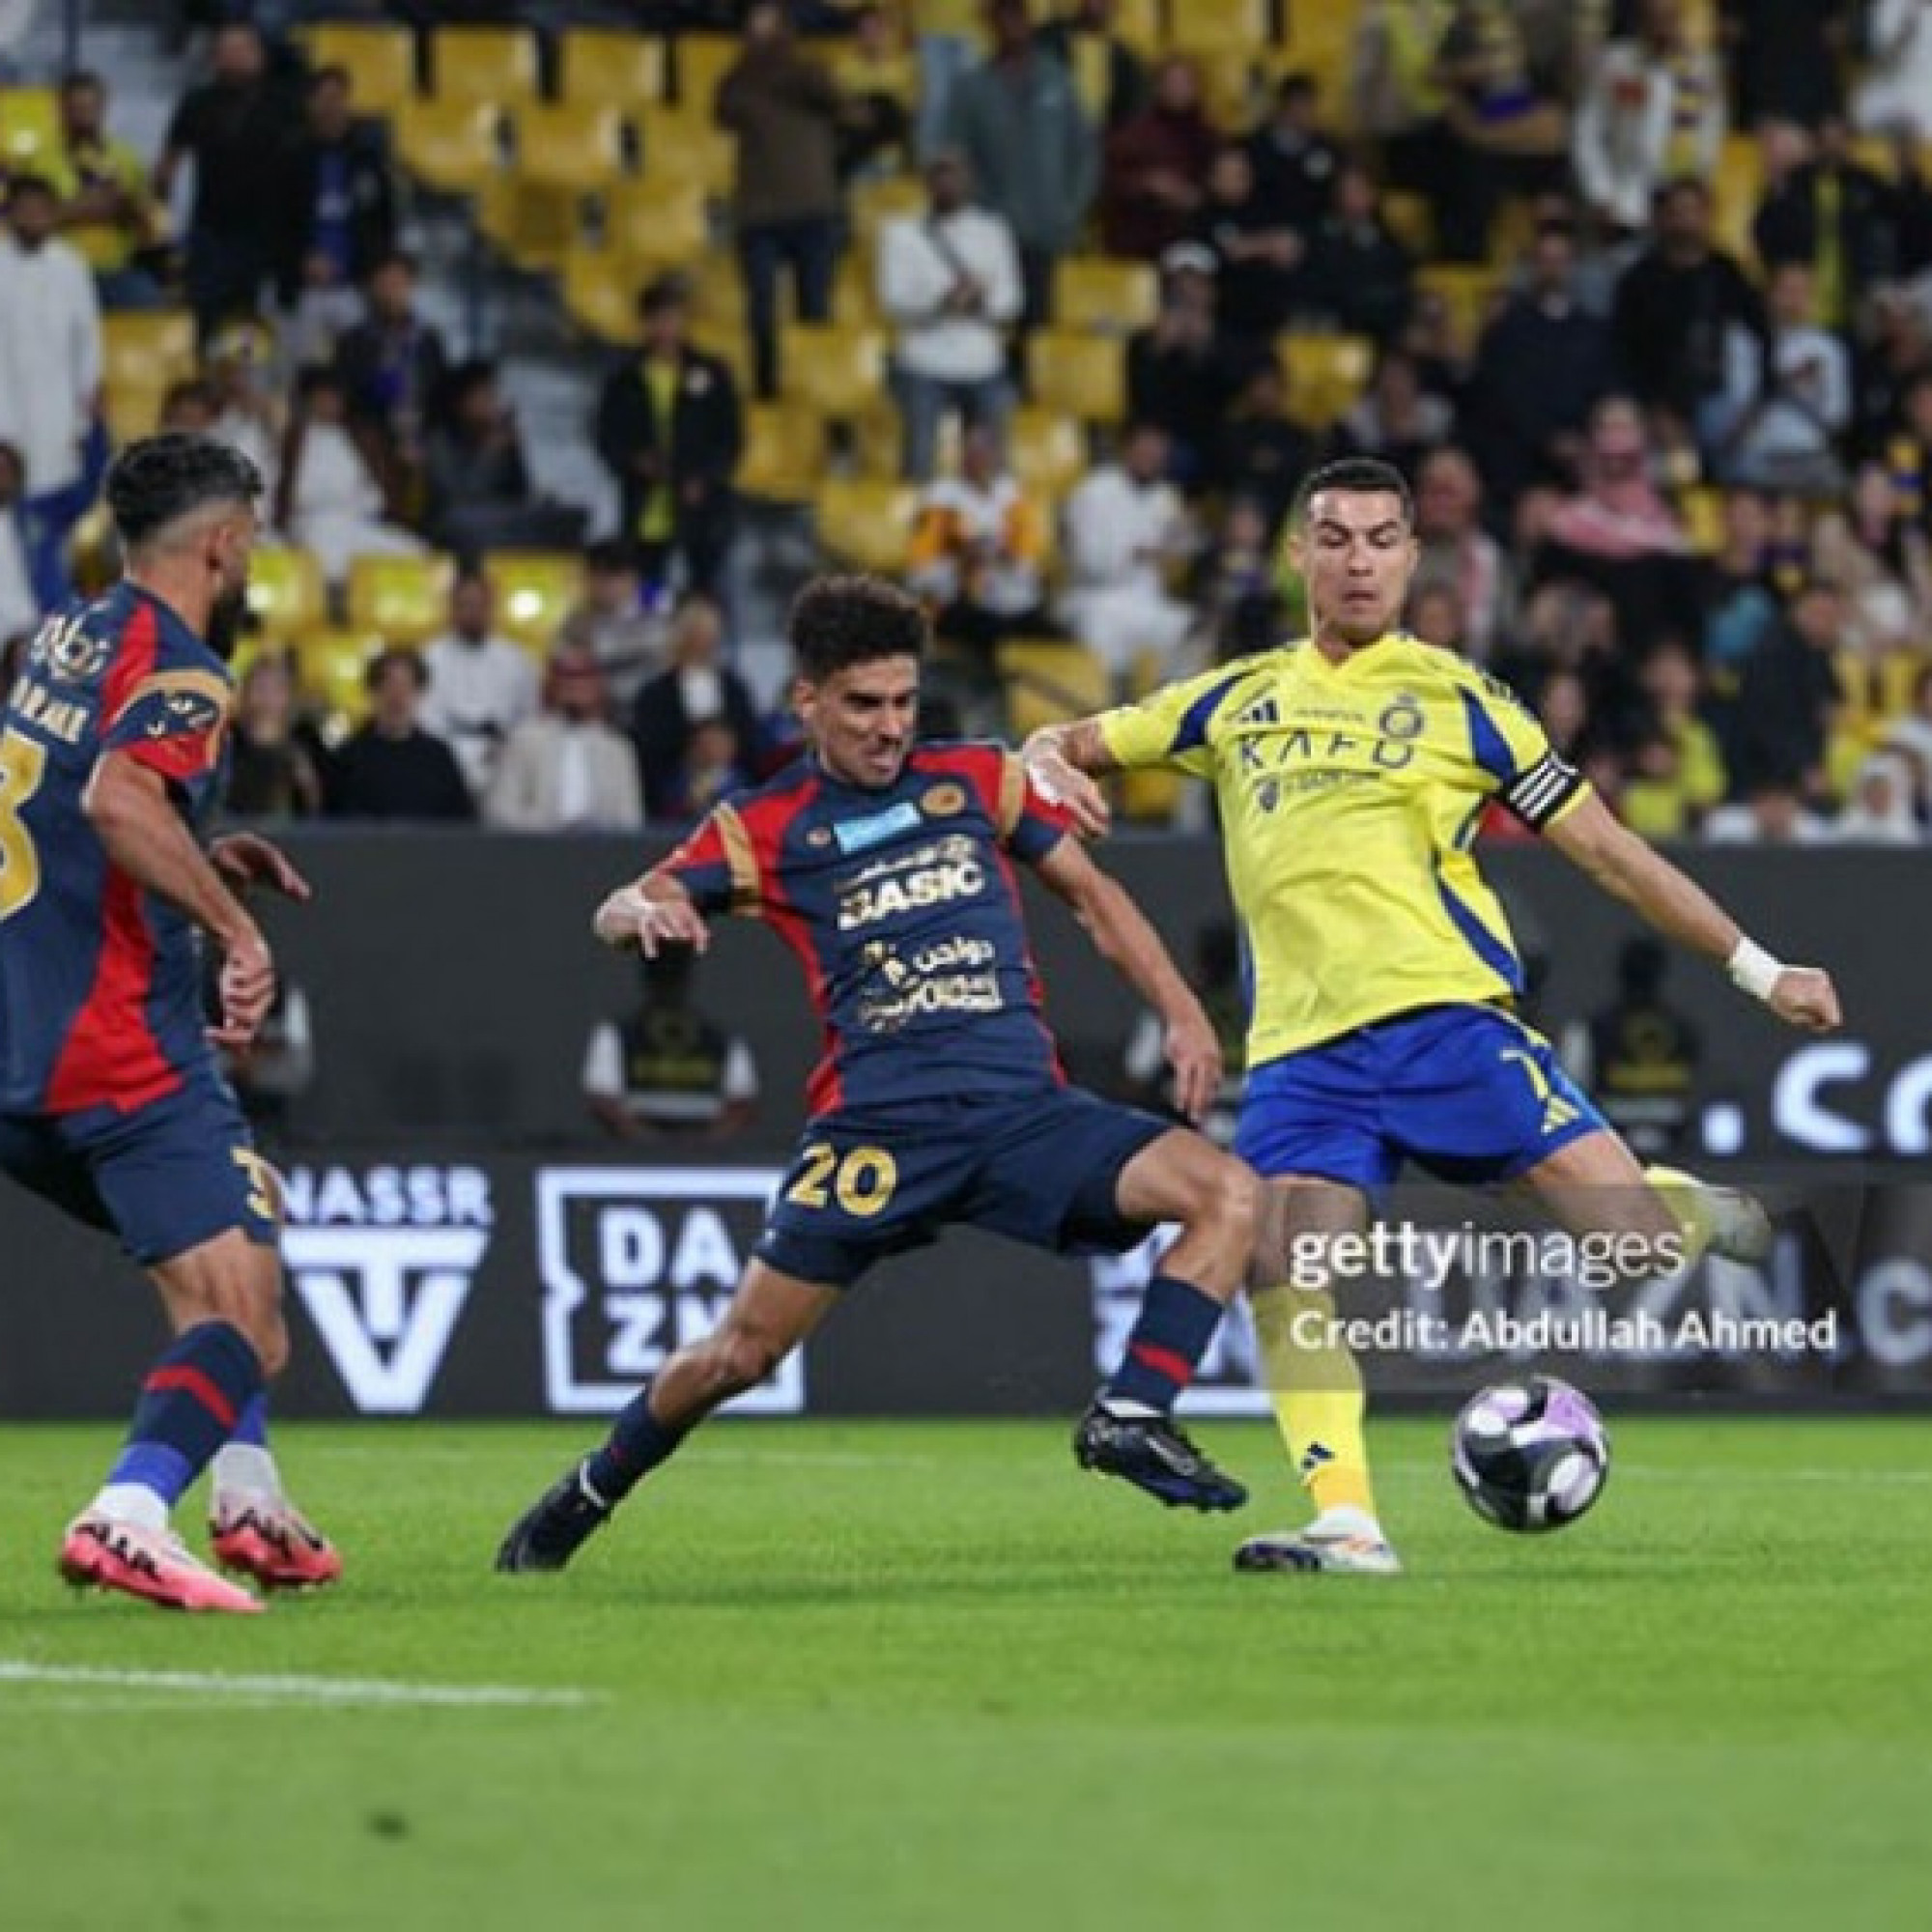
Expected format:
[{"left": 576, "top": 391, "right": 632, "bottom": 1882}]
[
  {"left": 497, "top": 575, "right": 1264, "bottom": 1572},
  {"left": 0, "top": 435, "right": 340, "bottom": 1613}
]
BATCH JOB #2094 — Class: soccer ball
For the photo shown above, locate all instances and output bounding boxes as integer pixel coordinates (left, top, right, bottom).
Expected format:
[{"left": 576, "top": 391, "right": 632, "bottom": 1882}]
[{"left": 1450, "top": 1376, "right": 1610, "bottom": 1533}]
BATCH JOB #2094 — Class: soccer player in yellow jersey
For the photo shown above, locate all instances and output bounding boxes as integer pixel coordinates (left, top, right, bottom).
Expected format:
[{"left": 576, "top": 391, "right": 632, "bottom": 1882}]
[{"left": 1023, "top": 458, "right": 1842, "bottom": 1574}]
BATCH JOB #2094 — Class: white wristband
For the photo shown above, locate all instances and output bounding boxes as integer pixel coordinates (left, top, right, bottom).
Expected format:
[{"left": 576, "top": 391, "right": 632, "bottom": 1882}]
[{"left": 1726, "top": 937, "right": 1783, "bottom": 1003}]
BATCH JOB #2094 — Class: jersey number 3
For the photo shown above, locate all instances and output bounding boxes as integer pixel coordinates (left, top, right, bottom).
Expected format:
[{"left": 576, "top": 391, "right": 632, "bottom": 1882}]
[{"left": 0, "top": 728, "right": 48, "bottom": 923}]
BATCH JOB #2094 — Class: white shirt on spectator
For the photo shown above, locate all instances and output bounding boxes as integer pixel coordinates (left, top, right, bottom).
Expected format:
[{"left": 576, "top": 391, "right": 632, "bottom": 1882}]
[
  {"left": 1855, "top": 0, "right": 1932, "bottom": 138},
  {"left": 283, "top": 420, "right": 421, "bottom": 585},
  {"left": 1573, "top": 39, "right": 1724, "bottom": 234},
  {"left": 484, "top": 714, "right": 644, "bottom": 831},
  {"left": 420, "top": 632, "right": 541, "bottom": 798},
  {"left": 1058, "top": 465, "right": 1195, "bottom": 680},
  {"left": 1719, "top": 322, "right": 1851, "bottom": 469},
  {"left": 877, "top": 207, "right": 1022, "bottom": 384},
  {"left": 0, "top": 233, "right": 101, "bottom": 494},
  {"left": 0, "top": 508, "right": 36, "bottom": 639}
]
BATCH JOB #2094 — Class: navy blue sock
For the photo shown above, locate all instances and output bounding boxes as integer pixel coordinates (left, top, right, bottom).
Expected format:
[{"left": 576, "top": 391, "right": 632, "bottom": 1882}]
[
  {"left": 1102, "top": 1274, "right": 1224, "bottom": 1413},
  {"left": 584, "top": 1385, "right": 689, "bottom": 1504},
  {"left": 229, "top": 1394, "right": 270, "bottom": 1447},
  {"left": 106, "top": 1321, "right": 264, "bottom": 1509}
]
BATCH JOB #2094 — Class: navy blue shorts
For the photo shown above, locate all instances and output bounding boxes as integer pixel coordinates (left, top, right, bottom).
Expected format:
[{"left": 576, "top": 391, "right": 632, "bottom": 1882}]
[
  {"left": 1236, "top": 1004, "right": 1608, "bottom": 1194},
  {"left": 0, "top": 1074, "right": 279, "bottom": 1268},
  {"left": 757, "top": 1086, "right": 1174, "bottom": 1289}
]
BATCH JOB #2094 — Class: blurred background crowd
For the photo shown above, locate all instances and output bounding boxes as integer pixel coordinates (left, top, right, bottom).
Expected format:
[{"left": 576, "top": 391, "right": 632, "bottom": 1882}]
[{"left": 5, "top": 0, "right": 1932, "bottom": 846}]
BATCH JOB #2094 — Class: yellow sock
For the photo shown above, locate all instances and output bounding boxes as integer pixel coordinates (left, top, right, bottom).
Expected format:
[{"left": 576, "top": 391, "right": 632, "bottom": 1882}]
[
  {"left": 1642, "top": 1164, "right": 1716, "bottom": 1265},
  {"left": 1249, "top": 1284, "right": 1378, "bottom": 1520}
]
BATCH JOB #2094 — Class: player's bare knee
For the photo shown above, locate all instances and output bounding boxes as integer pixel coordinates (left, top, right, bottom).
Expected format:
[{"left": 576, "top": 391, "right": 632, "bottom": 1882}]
[{"left": 701, "top": 1322, "right": 786, "bottom": 1397}]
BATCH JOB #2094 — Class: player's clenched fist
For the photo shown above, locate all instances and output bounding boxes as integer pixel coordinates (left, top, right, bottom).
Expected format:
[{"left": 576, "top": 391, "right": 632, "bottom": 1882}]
[
  {"left": 210, "top": 931, "right": 276, "bottom": 1052},
  {"left": 593, "top": 884, "right": 710, "bottom": 955},
  {"left": 1768, "top": 965, "right": 1841, "bottom": 1034}
]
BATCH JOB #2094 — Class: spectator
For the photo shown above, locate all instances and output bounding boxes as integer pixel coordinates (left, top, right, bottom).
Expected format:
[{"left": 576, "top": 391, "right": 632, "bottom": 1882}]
[
  {"left": 1245, "top": 71, "right": 1341, "bottom": 242},
  {"left": 1610, "top": 176, "right": 1765, "bottom": 433},
  {"left": 1332, "top": 348, "right": 1455, "bottom": 478},
  {"left": 582, "top": 950, "right": 760, "bottom": 1142},
  {"left": 1408, "top": 578, "right": 1467, "bottom": 650},
  {"left": 1124, "top": 244, "right": 1242, "bottom": 480},
  {"left": 328, "top": 648, "right": 476, "bottom": 822},
  {"left": 1209, "top": 357, "right": 1320, "bottom": 540},
  {"left": 830, "top": 4, "right": 916, "bottom": 183},
  {"left": 1299, "top": 159, "right": 1415, "bottom": 345},
  {"left": 484, "top": 643, "right": 644, "bottom": 832},
  {"left": 275, "top": 363, "right": 422, "bottom": 588},
  {"left": 1572, "top": 0, "right": 1724, "bottom": 239},
  {"left": 419, "top": 568, "right": 542, "bottom": 800},
  {"left": 1191, "top": 143, "right": 1303, "bottom": 348},
  {"left": 334, "top": 249, "right": 448, "bottom": 525},
  {"left": 1832, "top": 749, "right": 1921, "bottom": 841},
  {"left": 1881, "top": 664, "right": 1932, "bottom": 809},
  {"left": 1695, "top": 484, "right": 1782, "bottom": 669},
  {"left": 1702, "top": 772, "right": 1832, "bottom": 841},
  {"left": 424, "top": 358, "right": 535, "bottom": 550},
  {"left": 1727, "top": 576, "right": 1845, "bottom": 798},
  {"left": 1122, "top": 920, "right": 1246, "bottom": 1148},
  {"left": 1854, "top": 0, "right": 1932, "bottom": 140},
  {"left": 154, "top": 21, "right": 287, "bottom": 338},
  {"left": 0, "top": 174, "right": 101, "bottom": 498},
  {"left": 1811, "top": 463, "right": 1932, "bottom": 655},
  {"left": 275, "top": 64, "right": 396, "bottom": 365},
  {"left": 910, "top": 0, "right": 984, "bottom": 160},
  {"left": 1711, "top": 261, "right": 1852, "bottom": 496},
  {"left": 0, "top": 422, "right": 104, "bottom": 635},
  {"left": 1557, "top": 938, "right": 1702, "bottom": 1159},
  {"left": 717, "top": 2, "right": 844, "bottom": 399},
  {"left": 1628, "top": 639, "right": 1727, "bottom": 833},
  {"left": 225, "top": 652, "right": 324, "bottom": 820},
  {"left": 1058, "top": 420, "right": 1196, "bottom": 685},
  {"left": 1098, "top": 54, "right": 1218, "bottom": 262},
  {"left": 1187, "top": 496, "right": 1287, "bottom": 662},
  {"left": 205, "top": 319, "right": 285, "bottom": 504},
  {"left": 1751, "top": 115, "right": 1897, "bottom": 333},
  {"left": 48, "top": 71, "right": 163, "bottom": 311},
  {"left": 1352, "top": 0, "right": 1458, "bottom": 189},
  {"left": 948, "top": 0, "right": 1099, "bottom": 328},
  {"left": 593, "top": 274, "right": 743, "bottom": 600},
  {"left": 1411, "top": 444, "right": 1518, "bottom": 661},
  {"left": 556, "top": 539, "right": 665, "bottom": 709},
  {"left": 877, "top": 150, "right": 1021, "bottom": 482},
  {"left": 1465, "top": 218, "right": 1618, "bottom": 506},
  {"left": 1722, "top": 0, "right": 1853, "bottom": 131},
  {"left": 631, "top": 594, "right": 764, "bottom": 821}
]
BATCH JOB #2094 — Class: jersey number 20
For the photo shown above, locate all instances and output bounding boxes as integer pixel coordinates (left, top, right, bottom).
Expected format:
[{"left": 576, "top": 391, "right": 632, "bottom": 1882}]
[{"left": 0, "top": 728, "right": 47, "bottom": 923}]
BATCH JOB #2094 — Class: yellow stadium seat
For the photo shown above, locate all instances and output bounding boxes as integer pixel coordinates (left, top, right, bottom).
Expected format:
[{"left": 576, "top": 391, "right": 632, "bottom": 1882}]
[
  {"left": 429, "top": 26, "right": 540, "bottom": 107},
  {"left": 1165, "top": 47, "right": 1258, "bottom": 129},
  {"left": 294, "top": 629, "right": 385, "bottom": 728},
  {"left": 393, "top": 99, "right": 504, "bottom": 197},
  {"left": 557, "top": 29, "right": 668, "bottom": 113},
  {"left": 675, "top": 34, "right": 741, "bottom": 113},
  {"left": 1054, "top": 256, "right": 1158, "bottom": 336},
  {"left": 483, "top": 551, "right": 583, "bottom": 655},
  {"left": 1278, "top": 331, "right": 1374, "bottom": 429},
  {"left": 560, "top": 249, "right": 645, "bottom": 344},
  {"left": 780, "top": 323, "right": 889, "bottom": 419},
  {"left": 101, "top": 309, "right": 197, "bottom": 390},
  {"left": 1169, "top": 0, "right": 1271, "bottom": 54},
  {"left": 815, "top": 478, "right": 920, "bottom": 574},
  {"left": 0, "top": 87, "right": 60, "bottom": 167},
  {"left": 345, "top": 553, "right": 455, "bottom": 647},
  {"left": 1111, "top": 0, "right": 1164, "bottom": 56},
  {"left": 833, "top": 254, "right": 882, "bottom": 328},
  {"left": 1679, "top": 486, "right": 1725, "bottom": 556},
  {"left": 602, "top": 178, "right": 709, "bottom": 260},
  {"left": 245, "top": 548, "right": 327, "bottom": 642},
  {"left": 1008, "top": 409, "right": 1087, "bottom": 497},
  {"left": 300, "top": 22, "right": 417, "bottom": 116},
  {"left": 1027, "top": 332, "right": 1125, "bottom": 427},
  {"left": 1415, "top": 263, "right": 1503, "bottom": 354},
  {"left": 998, "top": 639, "right": 1111, "bottom": 739},
  {"left": 100, "top": 378, "right": 170, "bottom": 445},
  {"left": 635, "top": 105, "right": 736, "bottom": 196},
  {"left": 1715, "top": 134, "right": 1761, "bottom": 264},
  {"left": 516, "top": 103, "right": 627, "bottom": 191},
  {"left": 1875, "top": 651, "right": 1932, "bottom": 725},
  {"left": 738, "top": 403, "right": 830, "bottom": 503},
  {"left": 849, "top": 172, "right": 926, "bottom": 249}
]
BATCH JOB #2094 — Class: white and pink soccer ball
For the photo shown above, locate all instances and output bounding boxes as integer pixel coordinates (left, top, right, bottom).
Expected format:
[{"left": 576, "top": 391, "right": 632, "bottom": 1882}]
[{"left": 1451, "top": 1375, "right": 1611, "bottom": 1533}]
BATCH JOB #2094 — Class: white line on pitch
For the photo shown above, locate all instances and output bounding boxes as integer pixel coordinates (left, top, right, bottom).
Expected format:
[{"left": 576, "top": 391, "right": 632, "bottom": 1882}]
[{"left": 0, "top": 1661, "right": 602, "bottom": 1709}]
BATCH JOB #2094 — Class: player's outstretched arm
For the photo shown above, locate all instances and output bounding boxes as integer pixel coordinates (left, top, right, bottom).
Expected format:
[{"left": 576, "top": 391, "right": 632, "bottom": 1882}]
[
  {"left": 592, "top": 871, "right": 712, "bottom": 956},
  {"left": 1544, "top": 792, "right": 1842, "bottom": 1032},
  {"left": 83, "top": 751, "right": 275, "bottom": 1048},
  {"left": 1032, "top": 836, "right": 1223, "bottom": 1122},
  {"left": 1021, "top": 720, "right": 1120, "bottom": 839}
]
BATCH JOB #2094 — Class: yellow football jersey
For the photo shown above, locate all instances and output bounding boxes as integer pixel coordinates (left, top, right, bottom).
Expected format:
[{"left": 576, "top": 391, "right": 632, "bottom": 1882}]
[{"left": 1097, "top": 634, "right": 1588, "bottom": 1066}]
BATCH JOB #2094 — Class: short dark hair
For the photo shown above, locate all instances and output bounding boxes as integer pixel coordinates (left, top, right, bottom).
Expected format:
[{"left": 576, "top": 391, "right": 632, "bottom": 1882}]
[
  {"left": 105, "top": 434, "right": 263, "bottom": 549},
  {"left": 365, "top": 646, "right": 426, "bottom": 695},
  {"left": 6, "top": 172, "right": 57, "bottom": 204},
  {"left": 309, "top": 63, "right": 351, "bottom": 93},
  {"left": 1290, "top": 457, "right": 1414, "bottom": 531},
  {"left": 582, "top": 537, "right": 636, "bottom": 575},
  {"left": 790, "top": 575, "right": 927, "bottom": 683},
  {"left": 60, "top": 69, "right": 103, "bottom": 97}
]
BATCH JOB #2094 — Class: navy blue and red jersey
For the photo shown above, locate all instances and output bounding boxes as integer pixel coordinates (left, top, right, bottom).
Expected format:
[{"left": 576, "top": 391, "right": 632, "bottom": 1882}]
[
  {"left": 0, "top": 583, "right": 233, "bottom": 1117},
  {"left": 659, "top": 743, "right": 1076, "bottom": 1117}
]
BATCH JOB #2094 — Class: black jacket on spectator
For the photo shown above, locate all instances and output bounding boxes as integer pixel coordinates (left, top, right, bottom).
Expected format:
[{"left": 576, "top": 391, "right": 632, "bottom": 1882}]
[
  {"left": 630, "top": 668, "right": 764, "bottom": 823},
  {"left": 1721, "top": 0, "right": 1850, "bottom": 128},
  {"left": 166, "top": 74, "right": 289, "bottom": 245},
  {"left": 1211, "top": 412, "right": 1320, "bottom": 537},
  {"left": 1751, "top": 160, "right": 1896, "bottom": 294},
  {"left": 1727, "top": 616, "right": 1841, "bottom": 794},
  {"left": 275, "top": 122, "right": 397, "bottom": 303},
  {"left": 1300, "top": 215, "right": 1414, "bottom": 345},
  {"left": 1466, "top": 291, "right": 1618, "bottom": 502},
  {"left": 594, "top": 347, "right": 744, "bottom": 594},
  {"left": 1244, "top": 125, "right": 1339, "bottom": 239},
  {"left": 335, "top": 316, "right": 450, "bottom": 456},
  {"left": 327, "top": 727, "right": 475, "bottom": 821},
  {"left": 1610, "top": 244, "right": 1765, "bottom": 422}
]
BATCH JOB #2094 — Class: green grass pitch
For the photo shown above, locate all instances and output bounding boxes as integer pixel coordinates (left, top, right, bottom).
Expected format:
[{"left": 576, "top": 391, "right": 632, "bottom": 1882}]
[{"left": 1, "top": 1416, "right": 1926, "bottom": 1931}]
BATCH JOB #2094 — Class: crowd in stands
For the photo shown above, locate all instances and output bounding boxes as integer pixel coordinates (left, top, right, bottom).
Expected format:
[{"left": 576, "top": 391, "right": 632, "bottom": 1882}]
[{"left": 7, "top": 1, "right": 1932, "bottom": 844}]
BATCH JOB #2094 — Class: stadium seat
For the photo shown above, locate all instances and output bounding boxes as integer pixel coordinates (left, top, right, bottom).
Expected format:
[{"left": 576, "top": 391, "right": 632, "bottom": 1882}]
[
  {"left": 101, "top": 310, "right": 197, "bottom": 389},
  {"left": 245, "top": 548, "right": 327, "bottom": 643},
  {"left": 1164, "top": 47, "right": 1258, "bottom": 129},
  {"left": 0, "top": 87, "right": 59, "bottom": 167},
  {"left": 1415, "top": 264, "right": 1504, "bottom": 355},
  {"left": 1054, "top": 256, "right": 1158, "bottom": 336},
  {"left": 849, "top": 173, "right": 926, "bottom": 250},
  {"left": 634, "top": 106, "right": 736, "bottom": 196},
  {"left": 1875, "top": 650, "right": 1930, "bottom": 724},
  {"left": 1273, "top": 2, "right": 1361, "bottom": 107},
  {"left": 1278, "top": 330, "right": 1374, "bottom": 429},
  {"left": 833, "top": 254, "right": 883, "bottom": 328},
  {"left": 557, "top": 30, "right": 668, "bottom": 113},
  {"left": 1679, "top": 487, "right": 1725, "bottom": 555},
  {"left": 675, "top": 34, "right": 741, "bottom": 113},
  {"left": 1027, "top": 332, "right": 1125, "bottom": 428},
  {"left": 814, "top": 479, "right": 920, "bottom": 574},
  {"left": 1380, "top": 189, "right": 1434, "bottom": 256},
  {"left": 516, "top": 104, "right": 627, "bottom": 192},
  {"left": 345, "top": 553, "right": 455, "bottom": 648},
  {"left": 1169, "top": 0, "right": 1271, "bottom": 55},
  {"left": 428, "top": 26, "right": 540, "bottom": 108},
  {"left": 1110, "top": 0, "right": 1164, "bottom": 55},
  {"left": 393, "top": 99, "right": 504, "bottom": 197},
  {"left": 300, "top": 21, "right": 417, "bottom": 117},
  {"left": 483, "top": 552, "right": 583, "bottom": 656},
  {"left": 780, "top": 324, "right": 889, "bottom": 420},
  {"left": 1715, "top": 134, "right": 1762, "bottom": 264},
  {"left": 100, "top": 378, "right": 169, "bottom": 445},
  {"left": 560, "top": 248, "right": 646, "bottom": 344},
  {"left": 294, "top": 629, "right": 384, "bottom": 728},
  {"left": 1007, "top": 409, "right": 1087, "bottom": 497},
  {"left": 738, "top": 402, "right": 830, "bottom": 503},
  {"left": 998, "top": 639, "right": 1111, "bottom": 739},
  {"left": 602, "top": 178, "right": 709, "bottom": 260}
]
